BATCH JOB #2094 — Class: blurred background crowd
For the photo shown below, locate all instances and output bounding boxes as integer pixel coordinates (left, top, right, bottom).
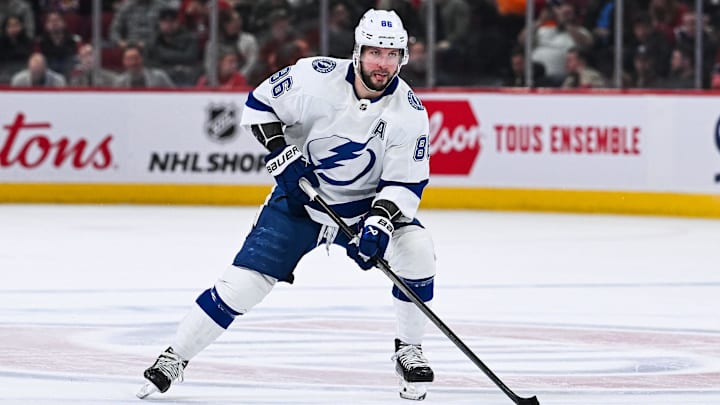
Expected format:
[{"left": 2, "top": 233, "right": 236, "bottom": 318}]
[{"left": 1, "top": 0, "right": 720, "bottom": 89}]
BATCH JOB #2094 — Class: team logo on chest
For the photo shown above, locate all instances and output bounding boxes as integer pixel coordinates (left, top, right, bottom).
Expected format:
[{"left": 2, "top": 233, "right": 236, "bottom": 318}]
[
  {"left": 307, "top": 135, "right": 378, "bottom": 186},
  {"left": 312, "top": 58, "right": 337, "bottom": 73}
]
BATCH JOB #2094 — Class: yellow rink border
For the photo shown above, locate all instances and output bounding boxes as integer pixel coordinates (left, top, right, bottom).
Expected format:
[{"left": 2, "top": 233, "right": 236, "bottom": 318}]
[
  {"left": 423, "top": 187, "right": 720, "bottom": 218},
  {"left": 0, "top": 183, "right": 273, "bottom": 206},
  {"left": 2, "top": 183, "right": 720, "bottom": 218}
]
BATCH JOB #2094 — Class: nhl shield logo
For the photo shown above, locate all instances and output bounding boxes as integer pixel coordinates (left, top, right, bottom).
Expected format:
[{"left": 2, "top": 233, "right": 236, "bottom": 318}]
[{"left": 205, "top": 103, "right": 238, "bottom": 143}]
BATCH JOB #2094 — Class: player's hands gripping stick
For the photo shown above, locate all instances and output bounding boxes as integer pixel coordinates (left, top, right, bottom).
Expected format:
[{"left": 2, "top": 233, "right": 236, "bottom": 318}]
[
  {"left": 347, "top": 215, "right": 394, "bottom": 270},
  {"left": 265, "top": 145, "right": 319, "bottom": 213}
]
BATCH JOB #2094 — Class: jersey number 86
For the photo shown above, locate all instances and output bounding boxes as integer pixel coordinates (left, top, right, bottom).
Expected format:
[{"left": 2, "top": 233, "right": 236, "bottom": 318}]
[{"left": 270, "top": 67, "right": 293, "bottom": 98}]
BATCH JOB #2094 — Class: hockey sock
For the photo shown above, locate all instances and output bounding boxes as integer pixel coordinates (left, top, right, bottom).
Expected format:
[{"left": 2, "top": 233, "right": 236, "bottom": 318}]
[
  {"left": 394, "top": 298, "right": 431, "bottom": 345},
  {"left": 171, "top": 303, "right": 226, "bottom": 360},
  {"left": 172, "top": 267, "right": 276, "bottom": 360},
  {"left": 392, "top": 276, "right": 434, "bottom": 345}
]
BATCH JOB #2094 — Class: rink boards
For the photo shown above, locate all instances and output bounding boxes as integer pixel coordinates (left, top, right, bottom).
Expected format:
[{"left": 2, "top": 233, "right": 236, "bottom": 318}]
[{"left": 1, "top": 89, "right": 719, "bottom": 217}]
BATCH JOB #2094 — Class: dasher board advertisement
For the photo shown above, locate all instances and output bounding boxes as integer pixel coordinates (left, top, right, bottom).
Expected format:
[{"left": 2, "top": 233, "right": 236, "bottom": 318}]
[
  {"left": 421, "top": 93, "right": 720, "bottom": 194},
  {"left": 1, "top": 90, "right": 719, "bottom": 195},
  {"left": 0, "top": 91, "right": 269, "bottom": 184}
]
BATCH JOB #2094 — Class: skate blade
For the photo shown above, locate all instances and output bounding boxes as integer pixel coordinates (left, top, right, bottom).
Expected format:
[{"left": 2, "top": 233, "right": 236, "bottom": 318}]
[
  {"left": 136, "top": 382, "right": 159, "bottom": 399},
  {"left": 398, "top": 379, "right": 428, "bottom": 401}
]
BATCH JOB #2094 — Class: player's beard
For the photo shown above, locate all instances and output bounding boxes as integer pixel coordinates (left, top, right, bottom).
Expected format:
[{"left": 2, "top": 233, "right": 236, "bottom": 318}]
[{"left": 360, "top": 63, "right": 397, "bottom": 92}]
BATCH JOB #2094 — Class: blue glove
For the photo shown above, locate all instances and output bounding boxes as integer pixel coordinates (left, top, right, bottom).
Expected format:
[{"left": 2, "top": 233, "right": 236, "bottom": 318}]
[
  {"left": 264, "top": 145, "right": 319, "bottom": 214},
  {"left": 347, "top": 215, "right": 394, "bottom": 270}
]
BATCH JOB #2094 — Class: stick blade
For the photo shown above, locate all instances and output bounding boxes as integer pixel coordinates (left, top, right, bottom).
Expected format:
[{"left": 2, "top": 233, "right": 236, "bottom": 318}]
[{"left": 516, "top": 396, "right": 540, "bottom": 405}]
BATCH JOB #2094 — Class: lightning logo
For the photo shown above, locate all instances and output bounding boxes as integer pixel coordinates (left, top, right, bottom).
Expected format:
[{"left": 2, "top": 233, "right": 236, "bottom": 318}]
[{"left": 308, "top": 136, "right": 377, "bottom": 186}]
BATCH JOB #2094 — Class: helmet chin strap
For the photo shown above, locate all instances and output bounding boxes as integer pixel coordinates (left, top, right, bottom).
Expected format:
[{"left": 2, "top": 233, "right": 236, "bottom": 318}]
[{"left": 356, "top": 60, "right": 401, "bottom": 94}]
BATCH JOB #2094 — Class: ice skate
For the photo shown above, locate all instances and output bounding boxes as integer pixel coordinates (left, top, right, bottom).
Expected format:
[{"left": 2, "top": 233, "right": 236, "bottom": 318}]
[
  {"left": 137, "top": 347, "right": 188, "bottom": 399},
  {"left": 392, "top": 339, "right": 434, "bottom": 401}
]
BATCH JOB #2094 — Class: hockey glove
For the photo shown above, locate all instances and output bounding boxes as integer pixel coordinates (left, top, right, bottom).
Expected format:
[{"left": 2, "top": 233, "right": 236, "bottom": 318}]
[
  {"left": 264, "top": 145, "right": 319, "bottom": 214},
  {"left": 347, "top": 215, "right": 394, "bottom": 270}
]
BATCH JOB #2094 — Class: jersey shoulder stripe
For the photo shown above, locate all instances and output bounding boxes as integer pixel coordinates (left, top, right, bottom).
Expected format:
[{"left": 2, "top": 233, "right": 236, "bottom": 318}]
[
  {"left": 377, "top": 179, "right": 429, "bottom": 199},
  {"left": 245, "top": 90, "right": 274, "bottom": 112}
]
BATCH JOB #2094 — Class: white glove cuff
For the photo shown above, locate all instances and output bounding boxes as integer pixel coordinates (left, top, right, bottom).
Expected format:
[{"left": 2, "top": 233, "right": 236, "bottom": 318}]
[{"left": 364, "top": 215, "right": 394, "bottom": 236}]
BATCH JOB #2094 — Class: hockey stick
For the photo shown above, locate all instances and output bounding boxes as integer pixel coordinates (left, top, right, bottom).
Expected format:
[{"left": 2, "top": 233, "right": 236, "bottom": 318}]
[{"left": 299, "top": 179, "right": 539, "bottom": 405}]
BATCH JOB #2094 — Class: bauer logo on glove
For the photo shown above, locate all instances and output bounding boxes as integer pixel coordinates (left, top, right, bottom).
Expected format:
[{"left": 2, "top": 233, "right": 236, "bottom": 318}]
[
  {"left": 263, "top": 144, "right": 319, "bottom": 215},
  {"left": 347, "top": 215, "right": 394, "bottom": 270},
  {"left": 265, "top": 145, "right": 302, "bottom": 175}
]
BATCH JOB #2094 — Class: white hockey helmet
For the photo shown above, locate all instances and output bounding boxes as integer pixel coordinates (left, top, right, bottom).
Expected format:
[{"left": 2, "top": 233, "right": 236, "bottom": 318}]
[{"left": 353, "top": 9, "right": 409, "bottom": 70}]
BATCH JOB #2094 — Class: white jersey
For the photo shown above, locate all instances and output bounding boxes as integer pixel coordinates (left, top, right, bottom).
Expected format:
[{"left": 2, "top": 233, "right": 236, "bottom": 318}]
[{"left": 240, "top": 57, "right": 430, "bottom": 226}]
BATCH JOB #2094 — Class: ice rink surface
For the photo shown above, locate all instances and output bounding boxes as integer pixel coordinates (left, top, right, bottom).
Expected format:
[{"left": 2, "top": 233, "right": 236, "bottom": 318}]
[{"left": 1, "top": 204, "right": 719, "bottom": 404}]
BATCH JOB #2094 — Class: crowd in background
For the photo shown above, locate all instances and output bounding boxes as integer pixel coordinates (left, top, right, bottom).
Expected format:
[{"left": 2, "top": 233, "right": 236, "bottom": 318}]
[{"left": 2, "top": 0, "right": 720, "bottom": 89}]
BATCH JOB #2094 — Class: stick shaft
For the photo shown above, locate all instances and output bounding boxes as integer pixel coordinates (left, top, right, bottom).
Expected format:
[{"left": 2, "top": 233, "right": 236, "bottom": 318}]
[{"left": 299, "top": 179, "right": 536, "bottom": 404}]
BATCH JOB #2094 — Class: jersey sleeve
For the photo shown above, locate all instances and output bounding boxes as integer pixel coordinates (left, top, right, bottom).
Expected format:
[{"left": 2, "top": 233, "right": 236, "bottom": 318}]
[
  {"left": 374, "top": 110, "right": 430, "bottom": 220},
  {"left": 240, "top": 65, "right": 304, "bottom": 127}
]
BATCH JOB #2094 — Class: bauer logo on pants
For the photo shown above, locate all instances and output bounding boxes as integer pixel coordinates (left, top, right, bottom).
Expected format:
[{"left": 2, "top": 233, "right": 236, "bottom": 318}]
[{"left": 205, "top": 103, "right": 238, "bottom": 143}]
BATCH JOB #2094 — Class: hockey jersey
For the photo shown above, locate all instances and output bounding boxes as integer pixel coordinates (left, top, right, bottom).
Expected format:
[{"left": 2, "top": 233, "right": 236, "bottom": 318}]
[{"left": 240, "top": 57, "right": 430, "bottom": 226}]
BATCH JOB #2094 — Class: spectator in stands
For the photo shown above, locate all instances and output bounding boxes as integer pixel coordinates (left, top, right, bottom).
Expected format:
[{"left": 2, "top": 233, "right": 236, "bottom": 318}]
[
  {"left": 650, "top": 0, "right": 688, "bottom": 44},
  {"left": 114, "top": 45, "right": 174, "bottom": 88},
  {"left": 675, "top": 11, "right": 715, "bottom": 50},
  {"left": 495, "top": 0, "right": 526, "bottom": 17},
  {"left": 274, "top": 37, "right": 311, "bottom": 70},
  {"left": 420, "top": 0, "right": 471, "bottom": 52},
  {"left": 711, "top": 64, "right": 720, "bottom": 89},
  {"left": 36, "top": 11, "right": 81, "bottom": 79},
  {"left": 249, "top": 0, "right": 292, "bottom": 33},
  {"left": 205, "top": 9, "right": 258, "bottom": 79},
  {"left": 253, "top": 9, "right": 298, "bottom": 82},
  {"left": 69, "top": 43, "right": 117, "bottom": 87},
  {"left": 626, "top": 12, "right": 672, "bottom": 79},
  {"left": 10, "top": 52, "right": 67, "bottom": 87},
  {"left": 251, "top": 36, "right": 310, "bottom": 85},
  {"left": 673, "top": 10, "right": 716, "bottom": 86},
  {"left": 0, "top": 14, "right": 33, "bottom": 84},
  {"left": 562, "top": 46, "right": 607, "bottom": 88},
  {"left": 178, "top": 0, "right": 231, "bottom": 42},
  {"left": 495, "top": 0, "right": 532, "bottom": 49},
  {"left": 583, "top": 1, "right": 643, "bottom": 80},
  {"left": 146, "top": 8, "right": 200, "bottom": 87},
  {"left": 584, "top": 0, "right": 613, "bottom": 78},
  {"left": 109, "top": 0, "right": 171, "bottom": 49},
  {"left": 0, "top": 0, "right": 35, "bottom": 38},
  {"left": 629, "top": 46, "right": 661, "bottom": 88},
  {"left": 45, "top": 0, "right": 80, "bottom": 13},
  {"left": 232, "top": 0, "right": 255, "bottom": 19},
  {"left": 326, "top": 1, "right": 354, "bottom": 59},
  {"left": 659, "top": 46, "right": 695, "bottom": 89},
  {"left": 400, "top": 37, "right": 427, "bottom": 87},
  {"left": 518, "top": 0, "right": 593, "bottom": 83},
  {"left": 418, "top": 0, "right": 472, "bottom": 82},
  {"left": 196, "top": 50, "right": 247, "bottom": 89},
  {"left": 502, "top": 45, "right": 549, "bottom": 87}
]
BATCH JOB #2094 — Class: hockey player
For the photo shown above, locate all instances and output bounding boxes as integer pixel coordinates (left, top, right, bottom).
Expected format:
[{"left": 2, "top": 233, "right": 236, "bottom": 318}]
[{"left": 138, "top": 9, "right": 435, "bottom": 401}]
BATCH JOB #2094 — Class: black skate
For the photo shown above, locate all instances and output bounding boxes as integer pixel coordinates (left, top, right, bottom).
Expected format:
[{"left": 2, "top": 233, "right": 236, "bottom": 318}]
[
  {"left": 136, "top": 347, "right": 188, "bottom": 399},
  {"left": 392, "top": 339, "right": 434, "bottom": 400}
]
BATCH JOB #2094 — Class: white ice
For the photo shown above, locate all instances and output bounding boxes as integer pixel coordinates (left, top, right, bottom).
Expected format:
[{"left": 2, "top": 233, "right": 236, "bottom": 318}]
[{"left": 1, "top": 204, "right": 719, "bottom": 404}]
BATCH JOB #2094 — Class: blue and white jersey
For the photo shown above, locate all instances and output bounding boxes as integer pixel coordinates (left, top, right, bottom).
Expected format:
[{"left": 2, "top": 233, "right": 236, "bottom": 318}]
[{"left": 240, "top": 57, "right": 430, "bottom": 226}]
